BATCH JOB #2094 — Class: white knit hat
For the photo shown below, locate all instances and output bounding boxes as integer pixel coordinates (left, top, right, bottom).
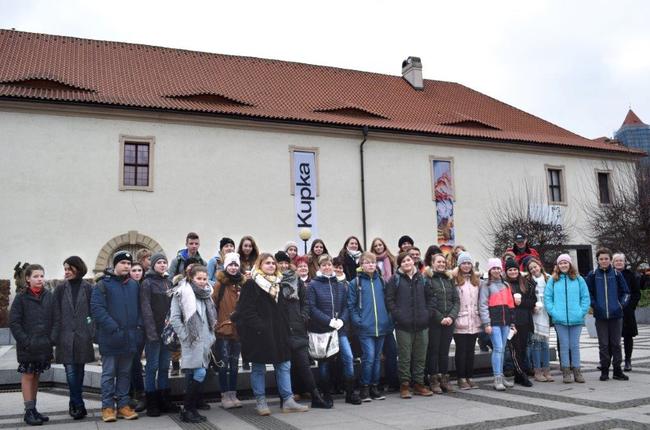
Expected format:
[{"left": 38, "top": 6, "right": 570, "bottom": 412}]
[
  {"left": 486, "top": 258, "right": 502, "bottom": 272},
  {"left": 224, "top": 252, "right": 240, "bottom": 268}
]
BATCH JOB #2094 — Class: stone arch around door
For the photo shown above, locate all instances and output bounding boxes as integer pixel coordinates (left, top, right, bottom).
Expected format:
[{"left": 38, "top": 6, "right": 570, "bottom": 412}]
[{"left": 94, "top": 230, "right": 164, "bottom": 273}]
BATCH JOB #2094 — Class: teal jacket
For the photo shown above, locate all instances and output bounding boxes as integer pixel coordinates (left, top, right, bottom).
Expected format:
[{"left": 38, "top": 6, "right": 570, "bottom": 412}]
[
  {"left": 544, "top": 273, "right": 590, "bottom": 326},
  {"left": 348, "top": 270, "right": 392, "bottom": 337}
]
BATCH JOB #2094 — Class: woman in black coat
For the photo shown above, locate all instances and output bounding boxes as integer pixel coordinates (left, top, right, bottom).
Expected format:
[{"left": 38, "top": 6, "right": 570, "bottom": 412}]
[
  {"left": 337, "top": 236, "right": 363, "bottom": 282},
  {"left": 53, "top": 256, "right": 95, "bottom": 420},
  {"left": 613, "top": 254, "right": 642, "bottom": 371},
  {"left": 236, "top": 253, "right": 308, "bottom": 416},
  {"left": 10, "top": 264, "right": 57, "bottom": 426},
  {"left": 275, "top": 251, "right": 329, "bottom": 409}
]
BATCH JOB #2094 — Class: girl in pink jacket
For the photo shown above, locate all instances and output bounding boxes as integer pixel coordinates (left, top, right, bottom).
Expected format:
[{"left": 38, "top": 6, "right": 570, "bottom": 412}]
[{"left": 453, "top": 252, "right": 482, "bottom": 390}]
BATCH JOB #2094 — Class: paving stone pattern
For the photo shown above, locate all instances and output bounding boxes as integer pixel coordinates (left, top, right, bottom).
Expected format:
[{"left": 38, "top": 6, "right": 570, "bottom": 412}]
[{"left": 0, "top": 326, "right": 648, "bottom": 429}]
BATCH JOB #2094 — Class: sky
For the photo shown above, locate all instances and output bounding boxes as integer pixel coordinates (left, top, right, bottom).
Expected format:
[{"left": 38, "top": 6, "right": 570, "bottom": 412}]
[{"left": 1, "top": 0, "right": 649, "bottom": 139}]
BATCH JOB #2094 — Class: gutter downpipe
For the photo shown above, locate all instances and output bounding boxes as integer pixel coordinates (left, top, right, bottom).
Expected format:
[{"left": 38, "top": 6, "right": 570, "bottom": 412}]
[{"left": 360, "top": 125, "right": 369, "bottom": 249}]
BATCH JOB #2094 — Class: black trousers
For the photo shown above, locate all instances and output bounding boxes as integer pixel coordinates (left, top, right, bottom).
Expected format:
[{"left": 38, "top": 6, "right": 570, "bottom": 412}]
[
  {"left": 426, "top": 323, "right": 454, "bottom": 375},
  {"left": 290, "top": 344, "right": 316, "bottom": 394},
  {"left": 454, "top": 333, "right": 478, "bottom": 379},
  {"left": 512, "top": 324, "right": 531, "bottom": 377},
  {"left": 624, "top": 336, "right": 633, "bottom": 361},
  {"left": 595, "top": 318, "right": 623, "bottom": 370}
]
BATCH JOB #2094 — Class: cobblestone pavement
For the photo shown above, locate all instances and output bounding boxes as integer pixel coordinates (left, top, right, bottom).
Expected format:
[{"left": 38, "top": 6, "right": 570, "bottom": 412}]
[{"left": 0, "top": 326, "right": 648, "bottom": 429}]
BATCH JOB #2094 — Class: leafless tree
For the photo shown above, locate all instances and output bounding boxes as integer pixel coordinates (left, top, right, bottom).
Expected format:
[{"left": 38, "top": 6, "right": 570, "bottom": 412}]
[
  {"left": 585, "top": 163, "right": 650, "bottom": 270},
  {"left": 482, "top": 180, "right": 573, "bottom": 270}
]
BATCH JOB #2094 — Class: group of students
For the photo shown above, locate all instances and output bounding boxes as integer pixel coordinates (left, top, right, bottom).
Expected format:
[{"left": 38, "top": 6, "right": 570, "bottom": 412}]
[{"left": 8, "top": 231, "right": 644, "bottom": 426}]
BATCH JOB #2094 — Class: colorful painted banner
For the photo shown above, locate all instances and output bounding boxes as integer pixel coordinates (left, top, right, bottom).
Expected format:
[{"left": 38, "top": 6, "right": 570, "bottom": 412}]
[
  {"left": 294, "top": 150, "right": 319, "bottom": 251},
  {"left": 433, "top": 160, "right": 455, "bottom": 254}
]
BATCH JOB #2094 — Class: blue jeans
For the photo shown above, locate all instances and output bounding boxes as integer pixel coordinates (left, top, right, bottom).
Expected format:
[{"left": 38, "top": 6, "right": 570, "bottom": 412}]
[
  {"left": 64, "top": 364, "right": 85, "bottom": 406},
  {"left": 101, "top": 354, "right": 134, "bottom": 408},
  {"left": 250, "top": 361, "right": 292, "bottom": 400},
  {"left": 555, "top": 324, "right": 582, "bottom": 368},
  {"left": 319, "top": 334, "right": 354, "bottom": 380},
  {"left": 216, "top": 338, "right": 241, "bottom": 392},
  {"left": 144, "top": 339, "right": 170, "bottom": 392},
  {"left": 359, "top": 335, "right": 385, "bottom": 386},
  {"left": 489, "top": 326, "right": 509, "bottom": 377},
  {"left": 530, "top": 335, "right": 550, "bottom": 368}
]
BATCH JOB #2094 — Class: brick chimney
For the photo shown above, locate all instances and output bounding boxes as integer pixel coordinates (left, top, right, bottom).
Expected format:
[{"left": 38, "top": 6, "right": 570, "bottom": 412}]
[{"left": 402, "top": 56, "right": 423, "bottom": 90}]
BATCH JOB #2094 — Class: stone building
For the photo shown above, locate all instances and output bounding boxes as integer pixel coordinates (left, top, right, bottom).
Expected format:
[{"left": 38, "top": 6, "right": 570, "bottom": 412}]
[{"left": 0, "top": 29, "right": 643, "bottom": 289}]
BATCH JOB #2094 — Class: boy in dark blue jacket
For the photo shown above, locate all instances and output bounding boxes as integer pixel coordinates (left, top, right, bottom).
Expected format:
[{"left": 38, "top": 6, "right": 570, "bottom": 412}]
[
  {"left": 585, "top": 248, "right": 630, "bottom": 381},
  {"left": 91, "top": 251, "right": 144, "bottom": 422}
]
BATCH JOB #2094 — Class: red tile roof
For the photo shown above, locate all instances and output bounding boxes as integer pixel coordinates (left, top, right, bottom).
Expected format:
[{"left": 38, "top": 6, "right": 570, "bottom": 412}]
[
  {"left": 621, "top": 109, "right": 646, "bottom": 127},
  {"left": 0, "top": 29, "right": 640, "bottom": 155}
]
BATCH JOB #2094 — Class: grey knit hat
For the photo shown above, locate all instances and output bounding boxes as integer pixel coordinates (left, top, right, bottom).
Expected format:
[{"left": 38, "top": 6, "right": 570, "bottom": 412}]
[
  {"left": 457, "top": 252, "right": 473, "bottom": 266},
  {"left": 150, "top": 252, "right": 167, "bottom": 268}
]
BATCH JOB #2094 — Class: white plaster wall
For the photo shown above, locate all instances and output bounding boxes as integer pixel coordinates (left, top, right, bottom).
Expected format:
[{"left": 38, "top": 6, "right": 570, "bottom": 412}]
[
  {"left": 363, "top": 136, "right": 635, "bottom": 267},
  {"left": 0, "top": 108, "right": 636, "bottom": 292},
  {"left": 0, "top": 110, "right": 362, "bottom": 287}
]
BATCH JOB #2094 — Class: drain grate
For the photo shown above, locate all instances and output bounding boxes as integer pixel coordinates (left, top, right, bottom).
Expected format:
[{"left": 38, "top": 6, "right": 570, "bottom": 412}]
[
  {"left": 170, "top": 413, "right": 223, "bottom": 430},
  {"left": 226, "top": 407, "right": 302, "bottom": 430}
]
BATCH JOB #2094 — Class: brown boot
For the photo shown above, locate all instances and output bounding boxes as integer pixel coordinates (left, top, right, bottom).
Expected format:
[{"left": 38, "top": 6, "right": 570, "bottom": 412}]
[
  {"left": 467, "top": 378, "right": 479, "bottom": 389},
  {"left": 573, "top": 368, "right": 585, "bottom": 383},
  {"left": 534, "top": 368, "right": 547, "bottom": 382},
  {"left": 457, "top": 378, "right": 471, "bottom": 390},
  {"left": 429, "top": 374, "right": 443, "bottom": 394},
  {"left": 399, "top": 382, "right": 412, "bottom": 399},
  {"left": 543, "top": 367, "right": 555, "bottom": 382},
  {"left": 413, "top": 383, "right": 433, "bottom": 397},
  {"left": 440, "top": 374, "right": 455, "bottom": 393}
]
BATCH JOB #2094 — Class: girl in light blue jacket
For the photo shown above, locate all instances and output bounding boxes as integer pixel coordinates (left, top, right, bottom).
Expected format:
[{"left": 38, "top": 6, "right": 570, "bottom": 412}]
[{"left": 544, "top": 254, "right": 590, "bottom": 383}]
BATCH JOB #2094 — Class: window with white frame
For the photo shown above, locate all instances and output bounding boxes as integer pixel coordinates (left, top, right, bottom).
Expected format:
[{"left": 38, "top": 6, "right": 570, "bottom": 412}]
[
  {"left": 545, "top": 166, "right": 566, "bottom": 204},
  {"left": 119, "top": 135, "right": 155, "bottom": 191}
]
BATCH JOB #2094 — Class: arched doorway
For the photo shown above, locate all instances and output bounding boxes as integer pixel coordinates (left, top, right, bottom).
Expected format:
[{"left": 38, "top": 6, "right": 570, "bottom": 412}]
[{"left": 94, "top": 230, "right": 164, "bottom": 273}]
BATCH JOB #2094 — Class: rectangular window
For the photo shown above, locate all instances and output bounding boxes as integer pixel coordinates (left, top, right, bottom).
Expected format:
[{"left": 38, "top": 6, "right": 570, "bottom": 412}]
[
  {"left": 119, "top": 135, "right": 155, "bottom": 191},
  {"left": 545, "top": 165, "right": 566, "bottom": 205},
  {"left": 597, "top": 172, "right": 611, "bottom": 204}
]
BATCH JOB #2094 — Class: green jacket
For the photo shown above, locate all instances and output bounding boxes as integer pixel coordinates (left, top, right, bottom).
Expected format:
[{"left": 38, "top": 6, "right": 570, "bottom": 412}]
[{"left": 425, "top": 268, "right": 460, "bottom": 323}]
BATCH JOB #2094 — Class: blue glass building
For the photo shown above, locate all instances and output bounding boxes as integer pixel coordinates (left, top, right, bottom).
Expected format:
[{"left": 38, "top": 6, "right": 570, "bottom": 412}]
[{"left": 614, "top": 110, "right": 650, "bottom": 166}]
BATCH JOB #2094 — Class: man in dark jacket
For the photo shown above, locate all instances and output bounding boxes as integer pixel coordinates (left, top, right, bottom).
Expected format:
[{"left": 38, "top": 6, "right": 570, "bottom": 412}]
[
  {"left": 505, "top": 232, "right": 540, "bottom": 272},
  {"left": 385, "top": 252, "right": 436, "bottom": 398},
  {"left": 585, "top": 248, "right": 630, "bottom": 382},
  {"left": 91, "top": 251, "right": 143, "bottom": 422}
]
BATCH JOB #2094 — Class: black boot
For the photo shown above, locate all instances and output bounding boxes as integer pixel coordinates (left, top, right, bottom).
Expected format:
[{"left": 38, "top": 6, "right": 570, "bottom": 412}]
[
  {"left": 69, "top": 402, "right": 84, "bottom": 420},
  {"left": 310, "top": 387, "right": 331, "bottom": 409},
  {"left": 134, "top": 391, "right": 146, "bottom": 412},
  {"left": 23, "top": 409, "right": 43, "bottom": 426},
  {"left": 613, "top": 367, "right": 629, "bottom": 381},
  {"left": 80, "top": 404, "right": 88, "bottom": 417},
  {"left": 145, "top": 392, "right": 161, "bottom": 417},
  {"left": 319, "top": 381, "right": 334, "bottom": 408},
  {"left": 344, "top": 378, "right": 362, "bottom": 405},
  {"left": 159, "top": 388, "right": 180, "bottom": 413},
  {"left": 196, "top": 392, "right": 211, "bottom": 411},
  {"left": 370, "top": 385, "right": 385, "bottom": 400},
  {"left": 514, "top": 373, "right": 533, "bottom": 387},
  {"left": 359, "top": 385, "right": 371, "bottom": 402},
  {"left": 180, "top": 380, "right": 204, "bottom": 423},
  {"left": 33, "top": 409, "right": 49, "bottom": 422},
  {"left": 600, "top": 368, "right": 609, "bottom": 381}
]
